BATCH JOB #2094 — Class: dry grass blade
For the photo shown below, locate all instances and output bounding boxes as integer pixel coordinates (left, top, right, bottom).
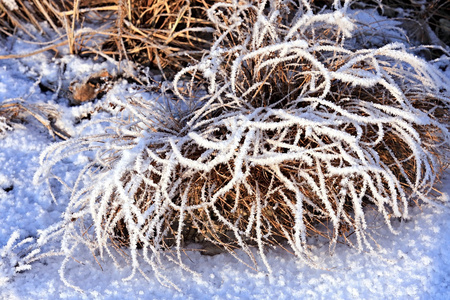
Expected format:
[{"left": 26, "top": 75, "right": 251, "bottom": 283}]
[{"left": 0, "top": 99, "right": 69, "bottom": 139}]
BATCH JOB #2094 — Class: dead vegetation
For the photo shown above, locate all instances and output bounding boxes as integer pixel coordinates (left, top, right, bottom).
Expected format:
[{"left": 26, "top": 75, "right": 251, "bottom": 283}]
[
  {"left": 1, "top": 1, "right": 448, "bottom": 67},
  {"left": 28, "top": 1, "right": 450, "bottom": 290},
  {"left": 0, "top": 0, "right": 232, "bottom": 75},
  {"left": 0, "top": 99, "right": 69, "bottom": 139}
]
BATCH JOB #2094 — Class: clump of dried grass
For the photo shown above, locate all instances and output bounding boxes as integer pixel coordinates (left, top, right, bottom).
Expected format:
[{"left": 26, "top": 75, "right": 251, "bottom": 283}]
[
  {"left": 33, "top": 0, "right": 450, "bottom": 290},
  {"left": 168, "top": 0, "right": 450, "bottom": 259},
  {"left": 0, "top": 0, "right": 229, "bottom": 75},
  {"left": 96, "top": 0, "right": 225, "bottom": 74}
]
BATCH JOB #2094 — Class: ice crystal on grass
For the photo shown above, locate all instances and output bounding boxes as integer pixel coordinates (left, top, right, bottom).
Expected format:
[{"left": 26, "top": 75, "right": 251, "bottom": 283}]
[{"left": 33, "top": 0, "right": 450, "bottom": 290}]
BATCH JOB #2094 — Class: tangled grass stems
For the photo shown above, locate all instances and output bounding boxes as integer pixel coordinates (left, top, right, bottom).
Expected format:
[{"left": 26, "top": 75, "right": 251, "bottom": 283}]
[
  {"left": 98, "top": 0, "right": 223, "bottom": 73},
  {"left": 0, "top": 0, "right": 71, "bottom": 39},
  {"left": 32, "top": 0, "right": 450, "bottom": 290},
  {"left": 0, "top": 0, "right": 230, "bottom": 75}
]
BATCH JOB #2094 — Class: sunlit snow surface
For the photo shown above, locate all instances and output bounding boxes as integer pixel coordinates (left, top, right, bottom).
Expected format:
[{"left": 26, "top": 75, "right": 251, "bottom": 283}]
[{"left": 1, "top": 10, "right": 450, "bottom": 300}]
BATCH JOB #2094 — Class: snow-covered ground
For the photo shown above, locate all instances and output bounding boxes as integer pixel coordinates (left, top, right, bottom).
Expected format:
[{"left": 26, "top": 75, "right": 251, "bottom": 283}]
[{"left": 1, "top": 6, "right": 450, "bottom": 300}]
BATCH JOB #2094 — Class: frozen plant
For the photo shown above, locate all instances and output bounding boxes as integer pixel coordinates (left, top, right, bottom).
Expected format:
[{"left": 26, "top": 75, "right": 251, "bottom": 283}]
[
  {"left": 33, "top": 0, "right": 449, "bottom": 290},
  {"left": 171, "top": 0, "right": 450, "bottom": 258}
]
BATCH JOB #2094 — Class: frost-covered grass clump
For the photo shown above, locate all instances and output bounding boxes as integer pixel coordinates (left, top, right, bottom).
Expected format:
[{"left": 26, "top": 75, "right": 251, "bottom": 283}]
[{"left": 32, "top": 0, "right": 449, "bottom": 289}]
